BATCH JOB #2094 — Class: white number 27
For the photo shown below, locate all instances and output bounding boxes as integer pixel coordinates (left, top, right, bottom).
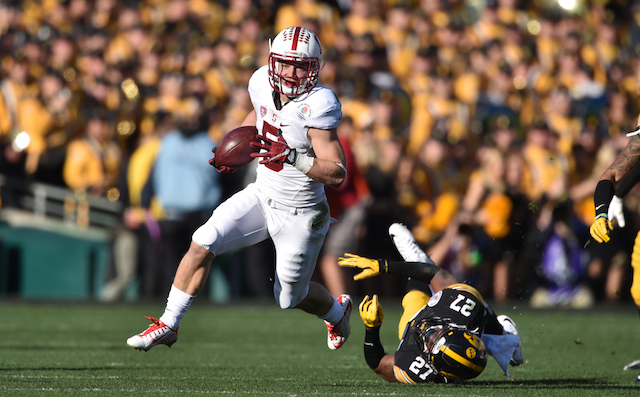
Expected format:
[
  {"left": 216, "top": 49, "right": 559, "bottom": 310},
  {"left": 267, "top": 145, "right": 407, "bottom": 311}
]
[
  {"left": 450, "top": 294, "right": 476, "bottom": 317},
  {"left": 409, "top": 356, "right": 433, "bottom": 380}
]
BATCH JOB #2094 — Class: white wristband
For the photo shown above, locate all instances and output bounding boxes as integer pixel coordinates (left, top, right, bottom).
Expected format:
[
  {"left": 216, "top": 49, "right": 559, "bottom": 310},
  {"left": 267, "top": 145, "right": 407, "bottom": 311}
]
[{"left": 293, "top": 152, "right": 314, "bottom": 174}]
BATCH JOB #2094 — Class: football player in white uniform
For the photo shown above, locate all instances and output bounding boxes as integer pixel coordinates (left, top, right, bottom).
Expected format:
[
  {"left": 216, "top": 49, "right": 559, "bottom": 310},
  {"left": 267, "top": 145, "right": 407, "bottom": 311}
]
[{"left": 127, "top": 27, "right": 353, "bottom": 352}]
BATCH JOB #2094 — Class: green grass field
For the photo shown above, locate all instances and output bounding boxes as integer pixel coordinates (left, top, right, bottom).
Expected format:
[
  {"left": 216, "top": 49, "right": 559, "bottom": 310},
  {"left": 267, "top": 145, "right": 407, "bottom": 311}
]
[{"left": 1, "top": 299, "right": 640, "bottom": 396}]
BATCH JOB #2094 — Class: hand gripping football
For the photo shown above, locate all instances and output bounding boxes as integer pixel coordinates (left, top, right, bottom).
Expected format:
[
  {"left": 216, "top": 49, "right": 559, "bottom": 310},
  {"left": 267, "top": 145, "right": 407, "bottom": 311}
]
[{"left": 213, "top": 126, "right": 260, "bottom": 168}]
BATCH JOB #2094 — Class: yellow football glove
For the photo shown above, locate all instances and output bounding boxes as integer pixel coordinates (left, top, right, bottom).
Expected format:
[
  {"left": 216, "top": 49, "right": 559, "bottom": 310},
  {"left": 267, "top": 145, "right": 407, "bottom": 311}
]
[
  {"left": 338, "top": 253, "right": 387, "bottom": 281},
  {"left": 359, "top": 295, "right": 384, "bottom": 327},
  {"left": 590, "top": 216, "right": 613, "bottom": 243}
]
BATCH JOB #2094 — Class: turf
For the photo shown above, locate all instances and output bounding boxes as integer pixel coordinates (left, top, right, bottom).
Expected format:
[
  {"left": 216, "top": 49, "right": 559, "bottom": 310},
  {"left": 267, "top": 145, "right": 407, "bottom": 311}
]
[{"left": 1, "top": 299, "right": 640, "bottom": 396}]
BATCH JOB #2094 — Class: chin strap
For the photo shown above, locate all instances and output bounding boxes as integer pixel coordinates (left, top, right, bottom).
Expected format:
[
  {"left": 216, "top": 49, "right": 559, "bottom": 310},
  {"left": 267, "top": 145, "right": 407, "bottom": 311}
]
[{"left": 272, "top": 90, "right": 282, "bottom": 110}]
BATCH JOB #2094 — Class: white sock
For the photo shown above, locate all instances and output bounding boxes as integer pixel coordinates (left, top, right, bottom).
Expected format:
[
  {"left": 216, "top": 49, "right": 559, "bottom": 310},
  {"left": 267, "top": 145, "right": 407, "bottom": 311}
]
[
  {"left": 318, "top": 298, "right": 344, "bottom": 324},
  {"left": 159, "top": 285, "right": 196, "bottom": 330}
]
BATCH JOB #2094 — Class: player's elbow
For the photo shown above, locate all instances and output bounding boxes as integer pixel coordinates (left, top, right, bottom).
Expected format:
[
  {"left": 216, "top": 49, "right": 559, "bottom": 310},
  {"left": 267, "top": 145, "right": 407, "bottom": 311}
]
[
  {"left": 373, "top": 367, "right": 398, "bottom": 382},
  {"left": 325, "top": 164, "right": 346, "bottom": 188},
  {"left": 326, "top": 175, "right": 345, "bottom": 188}
]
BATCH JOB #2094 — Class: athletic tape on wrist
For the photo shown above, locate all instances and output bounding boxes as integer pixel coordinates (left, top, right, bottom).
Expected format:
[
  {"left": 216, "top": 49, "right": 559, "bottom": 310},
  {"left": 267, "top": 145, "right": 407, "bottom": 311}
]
[{"left": 293, "top": 152, "right": 314, "bottom": 174}]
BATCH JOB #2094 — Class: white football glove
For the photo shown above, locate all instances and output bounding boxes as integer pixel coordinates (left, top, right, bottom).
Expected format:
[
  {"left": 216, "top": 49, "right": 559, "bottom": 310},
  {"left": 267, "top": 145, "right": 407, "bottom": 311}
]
[{"left": 608, "top": 195, "right": 625, "bottom": 228}]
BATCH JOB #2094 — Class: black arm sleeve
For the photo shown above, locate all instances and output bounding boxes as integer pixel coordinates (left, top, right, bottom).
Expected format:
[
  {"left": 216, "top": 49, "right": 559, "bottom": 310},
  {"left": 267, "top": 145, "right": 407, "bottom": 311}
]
[
  {"left": 615, "top": 164, "right": 640, "bottom": 198},
  {"left": 364, "top": 326, "right": 386, "bottom": 370},
  {"left": 594, "top": 180, "right": 615, "bottom": 216},
  {"left": 381, "top": 260, "right": 441, "bottom": 283}
]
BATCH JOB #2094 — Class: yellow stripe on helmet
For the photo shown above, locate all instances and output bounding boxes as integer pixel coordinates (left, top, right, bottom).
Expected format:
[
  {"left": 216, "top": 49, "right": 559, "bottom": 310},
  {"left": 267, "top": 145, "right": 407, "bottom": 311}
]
[
  {"left": 440, "top": 370, "right": 465, "bottom": 381},
  {"left": 441, "top": 345, "right": 485, "bottom": 373}
]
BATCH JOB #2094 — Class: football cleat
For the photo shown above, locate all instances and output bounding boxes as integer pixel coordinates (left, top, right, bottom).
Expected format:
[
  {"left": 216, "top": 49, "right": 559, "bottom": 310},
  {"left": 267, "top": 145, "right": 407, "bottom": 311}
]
[
  {"left": 126, "top": 315, "right": 178, "bottom": 352},
  {"left": 624, "top": 358, "right": 640, "bottom": 370},
  {"left": 325, "top": 294, "right": 353, "bottom": 350},
  {"left": 389, "top": 223, "right": 430, "bottom": 264},
  {"left": 497, "top": 315, "right": 524, "bottom": 366}
]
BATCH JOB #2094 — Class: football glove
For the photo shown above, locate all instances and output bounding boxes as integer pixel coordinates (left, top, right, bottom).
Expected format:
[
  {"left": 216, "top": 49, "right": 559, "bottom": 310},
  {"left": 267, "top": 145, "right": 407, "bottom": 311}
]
[
  {"left": 250, "top": 135, "right": 297, "bottom": 165},
  {"left": 359, "top": 295, "right": 384, "bottom": 328},
  {"left": 590, "top": 215, "right": 613, "bottom": 243},
  {"left": 338, "top": 253, "right": 387, "bottom": 281},
  {"left": 608, "top": 195, "right": 626, "bottom": 228},
  {"left": 208, "top": 147, "right": 236, "bottom": 173}
]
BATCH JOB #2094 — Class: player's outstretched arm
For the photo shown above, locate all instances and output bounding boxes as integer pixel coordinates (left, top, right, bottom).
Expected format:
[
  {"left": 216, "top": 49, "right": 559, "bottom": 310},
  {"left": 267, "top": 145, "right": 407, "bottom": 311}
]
[
  {"left": 360, "top": 295, "right": 397, "bottom": 382},
  {"left": 605, "top": 162, "right": 640, "bottom": 229},
  {"left": 338, "top": 254, "right": 460, "bottom": 291},
  {"left": 591, "top": 135, "right": 640, "bottom": 242}
]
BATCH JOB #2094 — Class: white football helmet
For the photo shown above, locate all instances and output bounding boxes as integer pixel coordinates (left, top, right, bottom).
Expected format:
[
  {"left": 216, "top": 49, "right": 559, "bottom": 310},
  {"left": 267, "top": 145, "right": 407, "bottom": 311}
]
[{"left": 268, "top": 26, "right": 323, "bottom": 97}]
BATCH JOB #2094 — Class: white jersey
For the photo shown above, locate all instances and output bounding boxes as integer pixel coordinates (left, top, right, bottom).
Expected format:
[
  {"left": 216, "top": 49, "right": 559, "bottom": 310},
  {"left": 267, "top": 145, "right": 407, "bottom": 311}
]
[{"left": 248, "top": 66, "right": 342, "bottom": 207}]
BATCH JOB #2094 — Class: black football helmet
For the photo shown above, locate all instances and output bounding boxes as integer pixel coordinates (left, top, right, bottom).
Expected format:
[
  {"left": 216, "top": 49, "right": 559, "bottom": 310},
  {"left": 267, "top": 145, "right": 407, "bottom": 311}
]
[{"left": 420, "top": 324, "right": 487, "bottom": 382}]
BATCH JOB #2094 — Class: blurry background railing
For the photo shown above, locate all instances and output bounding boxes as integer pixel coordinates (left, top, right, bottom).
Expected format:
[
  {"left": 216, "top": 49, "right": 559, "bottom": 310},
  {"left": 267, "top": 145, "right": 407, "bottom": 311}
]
[{"left": 0, "top": 173, "right": 121, "bottom": 300}]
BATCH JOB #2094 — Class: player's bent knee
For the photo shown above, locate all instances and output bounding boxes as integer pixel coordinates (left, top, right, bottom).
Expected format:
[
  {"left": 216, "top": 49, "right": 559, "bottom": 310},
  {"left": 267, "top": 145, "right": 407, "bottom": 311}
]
[
  {"left": 192, "top": 224, "right": 218, "bottom": 254},
  {"left": 273, "top": 282, "right": 308, "bottom": 309},
  {"left": 274, "top": 293, "right": 304, "bottom": 309}
]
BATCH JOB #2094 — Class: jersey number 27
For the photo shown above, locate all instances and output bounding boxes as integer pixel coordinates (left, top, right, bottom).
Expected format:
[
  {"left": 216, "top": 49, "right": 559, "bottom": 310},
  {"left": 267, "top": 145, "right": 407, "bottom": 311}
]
[{"left": 450, "top": 294, "right": 476, "bottom": 317}]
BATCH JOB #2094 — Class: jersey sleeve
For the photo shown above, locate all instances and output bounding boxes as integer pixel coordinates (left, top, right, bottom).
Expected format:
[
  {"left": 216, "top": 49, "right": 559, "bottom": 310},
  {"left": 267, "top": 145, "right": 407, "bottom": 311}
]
[
  {"left": 393, "top": 350, "right": 446, "bottom": 384},
  {"left": 304, "top": 88, "right": 342, "bottom": 130},
  {"left": 394, "top": 330, "right": 447, "bottom": 384}
]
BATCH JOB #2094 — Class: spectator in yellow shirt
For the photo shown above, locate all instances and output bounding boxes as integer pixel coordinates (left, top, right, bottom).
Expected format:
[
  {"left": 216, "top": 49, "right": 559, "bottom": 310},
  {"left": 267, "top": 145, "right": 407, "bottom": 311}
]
[{"left": 63, "top": 106, "right": 122, "bottom": 196}]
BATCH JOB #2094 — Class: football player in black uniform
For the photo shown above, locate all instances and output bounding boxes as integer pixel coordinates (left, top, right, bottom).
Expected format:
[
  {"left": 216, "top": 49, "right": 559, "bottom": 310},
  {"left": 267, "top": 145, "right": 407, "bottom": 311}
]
[
  {"left": 338, "top": 223, "right": 523, "bottom": 384},
  {"left": 589, "top": 125, "right": 640, "bottom": 373}
]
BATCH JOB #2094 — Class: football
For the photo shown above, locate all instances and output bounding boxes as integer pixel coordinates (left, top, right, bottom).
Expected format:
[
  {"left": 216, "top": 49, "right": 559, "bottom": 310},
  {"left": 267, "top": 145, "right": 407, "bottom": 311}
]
[{"left": 214, "top": 125, "right": 260, "bottom": 168}]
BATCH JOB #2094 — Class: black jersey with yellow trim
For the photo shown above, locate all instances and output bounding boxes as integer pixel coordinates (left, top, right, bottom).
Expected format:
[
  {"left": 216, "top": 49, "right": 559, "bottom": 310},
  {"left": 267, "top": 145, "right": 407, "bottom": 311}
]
[{"left": 393, "top": 284, "right": 486, "bottom": 384}]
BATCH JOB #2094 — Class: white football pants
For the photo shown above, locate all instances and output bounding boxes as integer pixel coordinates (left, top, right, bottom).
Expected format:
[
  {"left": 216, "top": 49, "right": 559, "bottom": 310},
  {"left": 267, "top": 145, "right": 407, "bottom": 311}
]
[{"left": 192, "top": 183, "right": 331, "bottom": 308}]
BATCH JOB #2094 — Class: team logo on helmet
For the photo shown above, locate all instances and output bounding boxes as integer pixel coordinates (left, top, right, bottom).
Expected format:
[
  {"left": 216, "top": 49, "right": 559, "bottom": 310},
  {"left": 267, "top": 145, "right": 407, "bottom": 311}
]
[{"left": 466, "top": 347, "right": 476, "bottom": 359}]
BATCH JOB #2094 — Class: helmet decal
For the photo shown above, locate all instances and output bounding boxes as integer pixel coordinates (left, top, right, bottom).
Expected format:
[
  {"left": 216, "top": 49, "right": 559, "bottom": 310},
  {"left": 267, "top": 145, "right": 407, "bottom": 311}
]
[
  {"left": 421, "top": 326, "right": 488, "bottom": 382},
  {"left": 466, "top": 347, "right": 477, "bottom": 359}
]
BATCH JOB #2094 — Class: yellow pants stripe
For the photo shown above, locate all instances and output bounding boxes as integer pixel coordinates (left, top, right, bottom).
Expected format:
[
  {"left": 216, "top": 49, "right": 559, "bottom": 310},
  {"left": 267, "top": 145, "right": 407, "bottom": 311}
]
[
  {"left": 399, "top": 290, "right": 430, "bottom": 340},
  {"left": 631, "top": 232, "right": 640, "bottom": 308}
]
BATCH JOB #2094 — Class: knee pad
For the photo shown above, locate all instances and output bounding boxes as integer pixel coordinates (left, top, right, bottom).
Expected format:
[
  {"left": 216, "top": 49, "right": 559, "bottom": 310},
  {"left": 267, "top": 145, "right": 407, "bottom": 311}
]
[{"left": 273, "top": 281, "right": 309, "bottom": 309}]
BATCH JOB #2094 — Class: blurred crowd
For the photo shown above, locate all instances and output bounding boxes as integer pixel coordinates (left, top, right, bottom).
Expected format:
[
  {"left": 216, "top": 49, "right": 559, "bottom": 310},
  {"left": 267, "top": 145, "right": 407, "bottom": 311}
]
[{"left": 2, "top": 0, "right": 640, "bottom": 306}]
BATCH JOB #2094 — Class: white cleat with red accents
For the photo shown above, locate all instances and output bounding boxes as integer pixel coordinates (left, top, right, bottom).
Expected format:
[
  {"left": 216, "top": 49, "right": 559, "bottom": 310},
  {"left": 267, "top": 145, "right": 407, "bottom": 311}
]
[
  {"left": 325, "top": 294, "right": 353, "bottom": 350},
  {"left": 127, "top": 315, "right": 178, "bottom": 351}
]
